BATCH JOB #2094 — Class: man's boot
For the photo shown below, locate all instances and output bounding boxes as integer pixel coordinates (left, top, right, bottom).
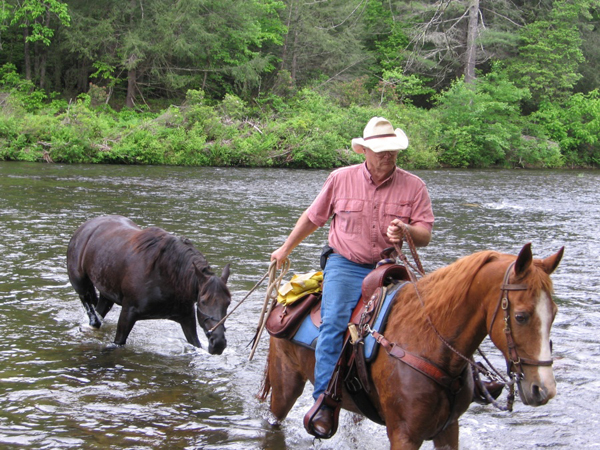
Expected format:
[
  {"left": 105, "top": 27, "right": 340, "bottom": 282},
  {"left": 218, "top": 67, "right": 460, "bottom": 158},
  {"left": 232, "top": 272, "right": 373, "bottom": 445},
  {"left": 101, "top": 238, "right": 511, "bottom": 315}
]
[{"left": 304, "top": 394, "right": 340, "bottom": 439}]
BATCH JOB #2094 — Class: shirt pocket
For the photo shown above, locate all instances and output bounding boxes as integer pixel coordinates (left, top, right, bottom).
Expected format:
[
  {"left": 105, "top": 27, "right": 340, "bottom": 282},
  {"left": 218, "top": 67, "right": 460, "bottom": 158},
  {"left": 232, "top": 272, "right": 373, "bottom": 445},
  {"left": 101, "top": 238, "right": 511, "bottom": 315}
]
[
  {"left": 335, "top": 199, "right": 364, "bottom": 234},
  {"left": 381, "top": 202, "right": 413, "bottom": 235}
]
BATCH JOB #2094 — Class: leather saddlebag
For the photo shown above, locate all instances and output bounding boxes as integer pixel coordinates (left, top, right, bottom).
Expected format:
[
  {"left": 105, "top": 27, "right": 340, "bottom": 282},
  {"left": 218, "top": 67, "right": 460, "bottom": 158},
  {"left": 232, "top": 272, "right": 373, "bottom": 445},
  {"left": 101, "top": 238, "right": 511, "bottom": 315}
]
[{"left": 265, "top": 293, "right": 321, "bottom": 339}]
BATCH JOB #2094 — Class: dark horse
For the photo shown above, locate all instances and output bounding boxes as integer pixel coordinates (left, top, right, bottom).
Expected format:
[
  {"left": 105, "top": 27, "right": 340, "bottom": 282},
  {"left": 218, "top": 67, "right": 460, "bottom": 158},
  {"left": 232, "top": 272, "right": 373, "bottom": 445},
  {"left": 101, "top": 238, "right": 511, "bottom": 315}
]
[
  {"left": 67, "top": 215, "right": 231, "bottom": 354},
  {"left": 259, "top": 243, "right": 564, "bottom": 449}
]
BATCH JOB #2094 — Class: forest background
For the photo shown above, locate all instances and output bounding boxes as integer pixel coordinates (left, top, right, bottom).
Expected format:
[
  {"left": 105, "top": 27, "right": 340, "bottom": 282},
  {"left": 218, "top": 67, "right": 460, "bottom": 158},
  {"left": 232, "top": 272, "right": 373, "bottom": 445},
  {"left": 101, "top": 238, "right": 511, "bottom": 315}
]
[{"left": 1, "top": 0, "right": 599, "bottom": 169}]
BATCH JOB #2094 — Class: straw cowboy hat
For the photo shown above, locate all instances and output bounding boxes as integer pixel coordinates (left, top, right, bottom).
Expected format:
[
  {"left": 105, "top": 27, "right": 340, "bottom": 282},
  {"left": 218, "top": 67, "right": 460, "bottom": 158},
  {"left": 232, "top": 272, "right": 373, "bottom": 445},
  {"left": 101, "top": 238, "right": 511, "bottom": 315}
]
[{"left": 351, "top": 117, "right": 409, "bottom": 153}]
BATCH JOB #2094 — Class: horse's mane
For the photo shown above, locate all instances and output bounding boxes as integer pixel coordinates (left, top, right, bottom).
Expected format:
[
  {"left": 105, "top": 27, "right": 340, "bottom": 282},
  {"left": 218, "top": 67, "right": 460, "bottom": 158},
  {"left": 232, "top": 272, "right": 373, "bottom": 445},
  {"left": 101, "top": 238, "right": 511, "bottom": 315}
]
[
  {"left": 132, "top": 227, "right": 213, "bottom": 297},
  {"left": 394, "top": 250, "right": 501, "bottom": 326}
]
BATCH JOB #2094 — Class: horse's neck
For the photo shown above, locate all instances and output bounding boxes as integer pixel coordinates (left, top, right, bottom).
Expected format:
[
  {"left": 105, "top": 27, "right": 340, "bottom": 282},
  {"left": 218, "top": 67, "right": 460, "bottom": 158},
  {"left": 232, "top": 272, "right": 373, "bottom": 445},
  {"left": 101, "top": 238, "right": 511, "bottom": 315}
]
[{"left": 391, "top": 287, "right": 490, "bottom": 376}]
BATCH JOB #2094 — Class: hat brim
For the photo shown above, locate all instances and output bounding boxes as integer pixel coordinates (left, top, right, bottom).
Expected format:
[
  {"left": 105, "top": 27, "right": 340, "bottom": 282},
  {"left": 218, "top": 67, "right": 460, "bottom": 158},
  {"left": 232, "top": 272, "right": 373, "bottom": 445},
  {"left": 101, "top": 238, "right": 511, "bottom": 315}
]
[{"left": 351, "top": 128, "right": 409, "bottom": 153}]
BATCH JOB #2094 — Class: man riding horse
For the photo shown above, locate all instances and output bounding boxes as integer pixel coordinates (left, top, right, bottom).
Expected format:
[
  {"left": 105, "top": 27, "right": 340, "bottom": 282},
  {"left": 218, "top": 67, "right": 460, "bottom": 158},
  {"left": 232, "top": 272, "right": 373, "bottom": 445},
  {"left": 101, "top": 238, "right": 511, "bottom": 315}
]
[{"left": 270, "top": 117, "right": 434, "bottom": 438}]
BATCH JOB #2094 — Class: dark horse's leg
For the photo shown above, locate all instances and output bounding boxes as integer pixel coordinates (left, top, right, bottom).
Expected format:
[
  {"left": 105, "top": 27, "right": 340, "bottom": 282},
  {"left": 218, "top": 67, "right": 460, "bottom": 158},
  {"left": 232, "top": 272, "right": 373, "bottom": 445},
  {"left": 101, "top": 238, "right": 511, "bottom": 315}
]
[
  {"left": 95, "top": 294, "right": 114, "bottom": 319},
  {"left": 113, "top": 305, "right": 138, "bottom": 346},
  {"left": 75, "top": 279, "right": 102, "bottom": 329},
  {"left": 179, "top": 312, "right": 201, "bottom": 348}
]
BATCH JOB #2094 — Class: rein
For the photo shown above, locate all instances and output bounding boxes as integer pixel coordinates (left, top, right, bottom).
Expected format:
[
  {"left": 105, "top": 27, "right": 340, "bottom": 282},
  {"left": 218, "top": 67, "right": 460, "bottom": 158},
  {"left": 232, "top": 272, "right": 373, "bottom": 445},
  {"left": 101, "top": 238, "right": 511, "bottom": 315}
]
[
  {"left": 392, "top": 224, "right": 425, "bottom": 279},
  {"left": 373, "top": 235, "right": 550, "bottom": 412}
]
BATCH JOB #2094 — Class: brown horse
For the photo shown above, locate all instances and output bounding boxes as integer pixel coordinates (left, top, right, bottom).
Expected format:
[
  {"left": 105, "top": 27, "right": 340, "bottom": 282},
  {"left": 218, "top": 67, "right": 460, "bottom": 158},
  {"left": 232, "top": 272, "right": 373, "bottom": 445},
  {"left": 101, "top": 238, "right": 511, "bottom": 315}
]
[
  {"left": 67, "top": 215, "right": 231, "bottom": 354},
  {"left": 259, "top": 243, "right": 564, "bottom": 449}
]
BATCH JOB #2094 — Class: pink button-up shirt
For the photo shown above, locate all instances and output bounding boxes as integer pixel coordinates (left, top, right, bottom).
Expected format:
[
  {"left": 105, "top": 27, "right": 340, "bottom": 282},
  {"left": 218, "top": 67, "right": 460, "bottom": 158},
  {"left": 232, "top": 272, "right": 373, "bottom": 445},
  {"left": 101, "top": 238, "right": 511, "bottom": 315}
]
[{"left": 306, "top": 163, "right": 434, "bottom": 265}]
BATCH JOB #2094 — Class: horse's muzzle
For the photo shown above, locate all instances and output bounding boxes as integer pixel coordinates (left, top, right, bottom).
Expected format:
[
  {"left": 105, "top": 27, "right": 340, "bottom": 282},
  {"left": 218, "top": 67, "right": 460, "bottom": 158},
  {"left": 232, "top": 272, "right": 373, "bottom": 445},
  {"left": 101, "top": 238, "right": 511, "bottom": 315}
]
[
  {"left": 208, "top": 335, "right": 227, "bottom": 355},
  {"left": 518, "top": 377, "right": 556, "bottom": 406}
]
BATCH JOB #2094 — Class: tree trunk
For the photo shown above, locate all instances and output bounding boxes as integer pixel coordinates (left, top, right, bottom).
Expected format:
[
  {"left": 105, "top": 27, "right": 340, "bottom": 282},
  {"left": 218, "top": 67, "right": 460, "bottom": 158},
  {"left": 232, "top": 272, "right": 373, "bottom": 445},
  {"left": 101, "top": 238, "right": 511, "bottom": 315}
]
[
  {"left": 39, "top": 50, "right": 48, "bottom": 90},
  {"left": 23, "top": 27, "right": 31, "bottom": 80},
  {"left": 37, "top": 9, "right": 52, "bottom": 90},
  {"left": 291, "top": 29, "right": 298, "bottom": 81},
  {"left": 280, "top": 0, "right": 294, "bottom": 72},
  {"left": 126, "top": 67, "right": 137, "bottom": 108},
  {"left": 464, "top": 0, "right": 479, "bottom": 84}
]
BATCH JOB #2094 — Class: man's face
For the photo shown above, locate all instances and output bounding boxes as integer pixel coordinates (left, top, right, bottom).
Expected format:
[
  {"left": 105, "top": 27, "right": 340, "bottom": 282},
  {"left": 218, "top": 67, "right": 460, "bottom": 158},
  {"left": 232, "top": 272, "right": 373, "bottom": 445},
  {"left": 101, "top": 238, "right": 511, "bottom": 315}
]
[{"left": 363, "top": 147, "right": 399, "bottom": 174}]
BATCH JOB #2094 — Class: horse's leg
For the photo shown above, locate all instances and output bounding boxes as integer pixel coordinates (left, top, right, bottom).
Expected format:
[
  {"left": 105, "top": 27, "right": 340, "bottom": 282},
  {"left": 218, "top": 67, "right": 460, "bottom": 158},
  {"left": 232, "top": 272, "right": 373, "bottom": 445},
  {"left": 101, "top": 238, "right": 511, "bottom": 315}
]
[
  {"left": 76, "top": 280, "right": 102, "bottom": 329},
  {"left": 432, "top": 420, "right": 459, "bottom": 450},
  {"left": 386, "top": 425, "right": 423, "bottom": 450},
  {"left": 268, "top": 340, "right": 310, "bottom": 421},
  {"left": 113, "top": 305, "right": 137, "bottom": 346},
  {"left": 270, "top": 368, "right": 306, "bottom": 421},
  {"left": 178, "top": 313, "right": 201, "bottom": 348},
  {"left": 95, "top": 294, "right": 114, "bottom": 319}
]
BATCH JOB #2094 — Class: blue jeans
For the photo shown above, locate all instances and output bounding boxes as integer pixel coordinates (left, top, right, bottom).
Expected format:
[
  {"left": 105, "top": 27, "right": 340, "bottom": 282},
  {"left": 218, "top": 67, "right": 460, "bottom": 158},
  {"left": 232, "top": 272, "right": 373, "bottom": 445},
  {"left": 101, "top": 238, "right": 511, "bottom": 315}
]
[{"left": 313, "top": 253, "right": 374, "bottom": 400}]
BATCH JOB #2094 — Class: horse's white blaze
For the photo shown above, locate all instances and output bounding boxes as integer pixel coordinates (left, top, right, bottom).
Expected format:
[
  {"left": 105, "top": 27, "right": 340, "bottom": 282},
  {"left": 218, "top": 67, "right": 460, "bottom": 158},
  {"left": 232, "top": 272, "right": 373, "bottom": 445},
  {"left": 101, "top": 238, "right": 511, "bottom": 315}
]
[{"left": 535, "top": 291, "right": 556, "bottom": 394}]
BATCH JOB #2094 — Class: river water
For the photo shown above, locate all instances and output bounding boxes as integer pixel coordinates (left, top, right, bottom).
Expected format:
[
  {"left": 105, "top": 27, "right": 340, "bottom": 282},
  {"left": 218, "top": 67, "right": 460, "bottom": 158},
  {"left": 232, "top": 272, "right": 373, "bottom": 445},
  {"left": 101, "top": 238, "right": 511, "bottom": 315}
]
[{"left": 0, "top": 161, "right": 598, "bottom": 449}]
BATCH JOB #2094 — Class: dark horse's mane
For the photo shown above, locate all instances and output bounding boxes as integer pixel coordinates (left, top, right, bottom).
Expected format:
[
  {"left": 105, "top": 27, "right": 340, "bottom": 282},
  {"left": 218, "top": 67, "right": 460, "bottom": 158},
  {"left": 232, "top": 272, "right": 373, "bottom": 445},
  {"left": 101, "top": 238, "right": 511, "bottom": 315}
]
[{"left": 132, "top": 227, "right": 214, "bottom": 299}]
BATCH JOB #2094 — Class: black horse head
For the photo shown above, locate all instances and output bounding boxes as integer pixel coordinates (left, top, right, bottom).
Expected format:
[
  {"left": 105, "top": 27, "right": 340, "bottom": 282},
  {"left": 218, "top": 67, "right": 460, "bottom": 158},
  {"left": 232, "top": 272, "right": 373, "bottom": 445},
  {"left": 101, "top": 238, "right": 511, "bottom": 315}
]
[{"left": 194, "top": 262, "right": 231, "bottom": 355}]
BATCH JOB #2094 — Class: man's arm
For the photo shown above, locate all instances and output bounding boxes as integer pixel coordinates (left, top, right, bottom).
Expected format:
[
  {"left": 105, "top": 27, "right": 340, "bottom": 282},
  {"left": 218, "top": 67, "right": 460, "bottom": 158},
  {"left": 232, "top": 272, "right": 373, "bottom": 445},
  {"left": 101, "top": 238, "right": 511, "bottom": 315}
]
[{"left": 271, "top": 211, "right": 320, "bottom": 268}]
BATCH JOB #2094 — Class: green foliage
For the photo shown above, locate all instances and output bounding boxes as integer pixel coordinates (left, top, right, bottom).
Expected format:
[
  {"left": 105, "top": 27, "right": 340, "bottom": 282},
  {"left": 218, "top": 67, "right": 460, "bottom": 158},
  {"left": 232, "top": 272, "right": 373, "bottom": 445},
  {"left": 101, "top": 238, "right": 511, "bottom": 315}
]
[
  {"left": 0, "top": 65, "right": 597, "bottom": 169},
  {"left": 377, "top": 70, "right": 435, "bottom": 106},
  {"left": 0, "top": 63, "right": 47, "bottom": 112},
  {"left": 10, "top": 0, "right": 71, "bottom": 45},
  {"left": 363, "top": 0, "right": 410, "bottom": 76},
  {"left": 433, "top": 70, "right": 531, "bottom": 168},
  {"left": 532, "top": 90, "right": 600, "bottom": 167},
  {"left": 504, "top": 1, "right": 585, "bottom": 106}
]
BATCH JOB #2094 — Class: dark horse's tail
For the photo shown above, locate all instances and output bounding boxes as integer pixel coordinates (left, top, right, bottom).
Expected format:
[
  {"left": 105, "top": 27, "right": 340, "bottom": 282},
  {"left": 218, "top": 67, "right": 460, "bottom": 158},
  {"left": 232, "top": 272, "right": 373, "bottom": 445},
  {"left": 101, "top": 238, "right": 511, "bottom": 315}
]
[{"left": 257, "top": 354, "right": 272, "bottom": 401}]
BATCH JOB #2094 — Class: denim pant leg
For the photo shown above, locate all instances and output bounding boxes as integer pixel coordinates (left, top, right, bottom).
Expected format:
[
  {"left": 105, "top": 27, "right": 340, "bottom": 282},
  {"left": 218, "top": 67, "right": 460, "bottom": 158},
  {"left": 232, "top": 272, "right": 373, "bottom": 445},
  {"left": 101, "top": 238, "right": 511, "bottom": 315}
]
[{"left": 313, "top": 254, "right": 373, "bottom": 400}]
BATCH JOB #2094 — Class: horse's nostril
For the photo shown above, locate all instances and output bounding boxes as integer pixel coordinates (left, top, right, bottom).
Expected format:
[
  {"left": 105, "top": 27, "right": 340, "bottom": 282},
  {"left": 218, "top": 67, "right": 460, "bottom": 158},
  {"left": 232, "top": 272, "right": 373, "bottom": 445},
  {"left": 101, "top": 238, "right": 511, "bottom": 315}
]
[
  {"left": 208, "top": 337, "right": 227, "bottom": 355},
  {"left": 532, "top": 384, "right": 547, "bottom": 402}
]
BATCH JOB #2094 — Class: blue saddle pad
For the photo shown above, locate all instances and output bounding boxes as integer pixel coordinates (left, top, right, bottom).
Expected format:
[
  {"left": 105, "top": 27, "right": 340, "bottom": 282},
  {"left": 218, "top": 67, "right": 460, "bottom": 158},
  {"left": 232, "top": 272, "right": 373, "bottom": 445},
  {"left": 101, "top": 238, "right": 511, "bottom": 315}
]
[
  {"left": 290, "top": 281, "right": 408, "bottom": 358},
  {"left": 364, "top": 281, "right": 407, "bottom": 361},
  {"left": 290, "top": 306, "right": 320, "bottom": 349}
]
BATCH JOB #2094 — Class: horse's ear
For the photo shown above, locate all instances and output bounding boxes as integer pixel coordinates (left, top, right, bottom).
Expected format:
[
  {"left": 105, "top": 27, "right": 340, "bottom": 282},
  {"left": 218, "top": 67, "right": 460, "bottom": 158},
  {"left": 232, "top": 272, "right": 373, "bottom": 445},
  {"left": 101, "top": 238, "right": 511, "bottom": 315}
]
[
  {"left": 221, "top": 263, "right": 231, "bottom": 283},
  {"left": 541, "top": 246, "right": 564, "bottom": 275},
  {"left": 514, "top": 243, "right": 533, "bottom": 277}
]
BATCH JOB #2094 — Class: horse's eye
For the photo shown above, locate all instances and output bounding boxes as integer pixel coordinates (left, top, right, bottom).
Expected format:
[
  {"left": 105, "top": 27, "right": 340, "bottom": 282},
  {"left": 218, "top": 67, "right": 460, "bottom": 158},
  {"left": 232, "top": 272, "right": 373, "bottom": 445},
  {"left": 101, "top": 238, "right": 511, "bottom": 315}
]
[{"left": 514, "top": 312, "right": 529, "bottom": 324}]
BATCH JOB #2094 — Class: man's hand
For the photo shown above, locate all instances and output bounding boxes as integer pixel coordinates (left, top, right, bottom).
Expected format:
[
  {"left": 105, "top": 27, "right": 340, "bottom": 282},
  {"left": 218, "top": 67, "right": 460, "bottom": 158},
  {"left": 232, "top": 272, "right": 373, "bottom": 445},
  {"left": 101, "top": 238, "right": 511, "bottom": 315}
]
[
  {"left": 387, "top": 219, "right": 431, "bottom": 247},
  {"left": 387, "top": 219, "right": 407, "bottom": 243}
]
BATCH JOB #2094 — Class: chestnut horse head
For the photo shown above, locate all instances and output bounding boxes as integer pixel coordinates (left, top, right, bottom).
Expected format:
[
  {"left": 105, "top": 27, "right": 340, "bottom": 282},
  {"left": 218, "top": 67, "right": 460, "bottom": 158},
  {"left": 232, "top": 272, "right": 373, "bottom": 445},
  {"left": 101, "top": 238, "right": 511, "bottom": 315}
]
[
  {"left": 483, "top": 243, "right": 563, "bottom": 406},
  {"left": 259, "top": 243, "right": 564, "bottom": 449}
]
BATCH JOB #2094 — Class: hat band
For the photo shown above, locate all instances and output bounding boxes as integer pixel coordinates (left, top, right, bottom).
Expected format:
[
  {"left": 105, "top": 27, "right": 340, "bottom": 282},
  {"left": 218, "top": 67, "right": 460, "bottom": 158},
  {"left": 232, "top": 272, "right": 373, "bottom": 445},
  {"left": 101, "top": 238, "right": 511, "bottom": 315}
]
[{"left": 364, "top": 133, "right": 397, "bottom": 140}]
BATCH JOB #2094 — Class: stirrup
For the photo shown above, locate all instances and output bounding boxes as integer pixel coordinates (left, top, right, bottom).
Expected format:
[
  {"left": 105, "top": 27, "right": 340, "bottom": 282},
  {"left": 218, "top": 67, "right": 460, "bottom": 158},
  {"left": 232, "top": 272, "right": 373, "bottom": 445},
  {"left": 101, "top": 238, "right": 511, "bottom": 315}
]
[{"left": 303, "top": 393, "right": 341, "bottom": 439}]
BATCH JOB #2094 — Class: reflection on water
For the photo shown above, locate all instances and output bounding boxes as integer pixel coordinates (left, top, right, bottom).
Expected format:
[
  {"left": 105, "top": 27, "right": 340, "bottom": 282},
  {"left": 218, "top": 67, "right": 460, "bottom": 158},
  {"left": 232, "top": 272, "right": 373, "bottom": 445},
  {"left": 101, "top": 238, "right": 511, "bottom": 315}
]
[{"left": 0, "top": 162, "right": 598, "bottom": 449}]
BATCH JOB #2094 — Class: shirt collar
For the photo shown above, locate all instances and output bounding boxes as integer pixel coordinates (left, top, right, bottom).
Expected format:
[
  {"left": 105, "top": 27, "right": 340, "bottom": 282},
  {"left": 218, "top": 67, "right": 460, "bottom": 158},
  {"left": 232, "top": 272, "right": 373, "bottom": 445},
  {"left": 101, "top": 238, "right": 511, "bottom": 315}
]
[{"left": 362, "top": 161, "right": 396, "bottom": 186}]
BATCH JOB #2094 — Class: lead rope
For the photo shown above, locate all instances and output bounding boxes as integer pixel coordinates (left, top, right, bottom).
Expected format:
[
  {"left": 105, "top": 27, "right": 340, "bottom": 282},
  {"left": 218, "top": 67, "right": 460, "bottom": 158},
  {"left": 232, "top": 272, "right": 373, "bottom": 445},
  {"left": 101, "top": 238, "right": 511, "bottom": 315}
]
[{"left": 248, "top": 259, "right": 290, "bottom": 361}]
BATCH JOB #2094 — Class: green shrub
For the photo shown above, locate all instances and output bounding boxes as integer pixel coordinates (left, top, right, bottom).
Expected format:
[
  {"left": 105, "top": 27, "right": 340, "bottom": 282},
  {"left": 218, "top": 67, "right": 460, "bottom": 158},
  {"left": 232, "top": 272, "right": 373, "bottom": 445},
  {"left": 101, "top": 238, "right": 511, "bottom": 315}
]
[{"left": 532, "top": 91, "right": 600, "bottom": 168}]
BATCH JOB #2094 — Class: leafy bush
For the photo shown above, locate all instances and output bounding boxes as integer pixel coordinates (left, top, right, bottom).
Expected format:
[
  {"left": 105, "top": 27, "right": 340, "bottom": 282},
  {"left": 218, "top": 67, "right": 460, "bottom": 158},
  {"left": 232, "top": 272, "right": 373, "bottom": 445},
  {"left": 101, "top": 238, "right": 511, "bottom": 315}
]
[
  {"left": 532, "top": 91, "right": 600, "bottom": 168},
  {"left": 432, "top": 71, "right": 530, "bottom": 168},
  {"left": 0, "top": 66, "right": 596, "bottom": 169}
]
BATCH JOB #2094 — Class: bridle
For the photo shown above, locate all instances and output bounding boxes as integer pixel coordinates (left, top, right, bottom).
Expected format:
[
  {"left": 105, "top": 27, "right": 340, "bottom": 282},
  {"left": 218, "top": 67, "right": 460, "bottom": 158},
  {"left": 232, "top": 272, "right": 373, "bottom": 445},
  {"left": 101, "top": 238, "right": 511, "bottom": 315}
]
[
  {"left": 391, "top": 237, "right": 554, "bottom": 411},
  {"left": 196, "top": 304, "right": 223, "bottom": 337},
  {"left": 489, "top": 261, "right": 554, "bottom": 380}
]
